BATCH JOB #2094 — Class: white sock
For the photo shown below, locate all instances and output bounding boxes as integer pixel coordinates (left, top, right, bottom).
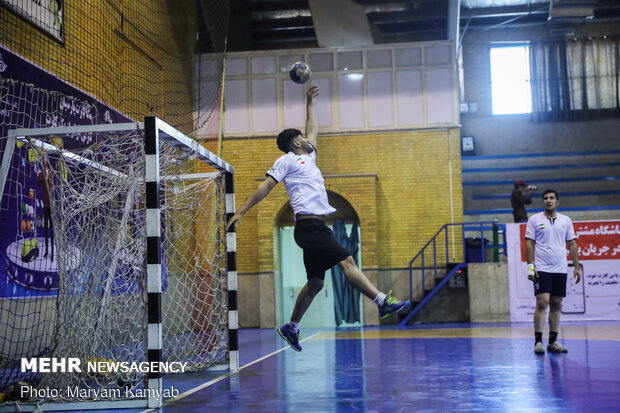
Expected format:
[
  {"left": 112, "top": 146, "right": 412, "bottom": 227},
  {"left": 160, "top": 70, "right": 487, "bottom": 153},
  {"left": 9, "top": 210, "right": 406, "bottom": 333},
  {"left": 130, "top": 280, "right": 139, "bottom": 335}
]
[
  {"left": 374, "top": 292, "right": 387, "bottom": 307},
  {"left": 288, "top": 321, "right": 300, "bottom": 333}
]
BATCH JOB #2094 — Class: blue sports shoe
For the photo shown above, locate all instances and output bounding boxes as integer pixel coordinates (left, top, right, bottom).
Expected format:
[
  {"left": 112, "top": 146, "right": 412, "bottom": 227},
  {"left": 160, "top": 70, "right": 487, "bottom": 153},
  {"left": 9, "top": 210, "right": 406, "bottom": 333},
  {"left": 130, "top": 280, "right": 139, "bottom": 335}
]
[
  {"left": 379, "top": 291, "right": 411, "bottom": 319},
  {"left": 277, "top": 323, "right": 302, "bottom": 352}
]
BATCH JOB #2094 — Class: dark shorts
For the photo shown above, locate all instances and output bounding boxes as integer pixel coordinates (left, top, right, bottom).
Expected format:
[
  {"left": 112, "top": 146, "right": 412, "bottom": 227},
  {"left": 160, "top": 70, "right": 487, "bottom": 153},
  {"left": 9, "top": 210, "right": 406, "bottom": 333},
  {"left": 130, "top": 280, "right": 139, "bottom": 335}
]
[
  {"left": 293, "top": 219, "right": 350, "bottom": 280},
  {"left": 533, "top": 271, "right": 567, "bottom": 297}
]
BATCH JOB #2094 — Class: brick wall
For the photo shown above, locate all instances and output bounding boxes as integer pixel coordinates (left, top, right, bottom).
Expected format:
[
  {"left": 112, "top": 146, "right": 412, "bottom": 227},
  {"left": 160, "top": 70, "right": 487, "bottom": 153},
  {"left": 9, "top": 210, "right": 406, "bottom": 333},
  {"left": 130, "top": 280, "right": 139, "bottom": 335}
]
[{"left": 0, "top": 0, "right": 194, "bottom": 133}]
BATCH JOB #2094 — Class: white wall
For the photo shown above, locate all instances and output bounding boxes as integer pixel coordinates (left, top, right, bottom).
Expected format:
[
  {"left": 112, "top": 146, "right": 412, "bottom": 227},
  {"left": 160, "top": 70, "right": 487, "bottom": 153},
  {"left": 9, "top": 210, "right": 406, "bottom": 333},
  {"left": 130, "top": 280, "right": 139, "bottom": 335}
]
[{"left": 195, "top": 42, "right": 458, "bottom": 138}]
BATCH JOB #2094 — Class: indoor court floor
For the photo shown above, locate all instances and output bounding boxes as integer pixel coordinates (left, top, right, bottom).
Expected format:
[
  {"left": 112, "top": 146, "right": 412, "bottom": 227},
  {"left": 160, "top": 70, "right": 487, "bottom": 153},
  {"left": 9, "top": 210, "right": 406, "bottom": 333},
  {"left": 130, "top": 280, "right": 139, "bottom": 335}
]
[{"left": 97, "top": 322, "right": 620, "bottom": 412}]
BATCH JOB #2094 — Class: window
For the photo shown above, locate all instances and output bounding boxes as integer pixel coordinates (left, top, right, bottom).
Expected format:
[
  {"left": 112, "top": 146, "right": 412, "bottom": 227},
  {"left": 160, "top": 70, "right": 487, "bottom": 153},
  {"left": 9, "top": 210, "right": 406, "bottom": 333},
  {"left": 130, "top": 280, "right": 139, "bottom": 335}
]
[
  {"left": 489, "top": 44, "right": 531, "bottom": 115},
  {"left": 529, "top": 38, "right": 620, "bottom": 121}
]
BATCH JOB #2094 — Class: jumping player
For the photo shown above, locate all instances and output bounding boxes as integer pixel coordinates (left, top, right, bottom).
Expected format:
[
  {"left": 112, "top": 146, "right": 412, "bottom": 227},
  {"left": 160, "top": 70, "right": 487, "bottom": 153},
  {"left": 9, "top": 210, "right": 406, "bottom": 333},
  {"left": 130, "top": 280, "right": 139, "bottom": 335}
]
[{"left": 226, "top": 86, "right": 410, "bottom": 352}]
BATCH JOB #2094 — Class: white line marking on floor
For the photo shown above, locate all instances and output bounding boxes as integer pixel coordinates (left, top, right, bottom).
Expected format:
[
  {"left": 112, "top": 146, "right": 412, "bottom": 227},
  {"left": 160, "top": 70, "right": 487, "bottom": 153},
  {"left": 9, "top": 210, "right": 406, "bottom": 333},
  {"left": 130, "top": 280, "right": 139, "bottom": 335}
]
[{"left": 139, "top": 332, "right": 321, "bottom": 412}]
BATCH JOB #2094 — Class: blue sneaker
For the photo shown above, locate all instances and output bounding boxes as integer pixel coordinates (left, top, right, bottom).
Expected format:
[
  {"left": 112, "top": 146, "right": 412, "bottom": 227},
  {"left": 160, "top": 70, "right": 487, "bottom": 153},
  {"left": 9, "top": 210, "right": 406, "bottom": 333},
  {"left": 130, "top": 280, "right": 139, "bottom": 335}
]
[
  {"left": 277, "top": 323, "right": 302, "bottom": 352},
  {"left": 379, "top": 291, "right": 411, "bottom": 319}
]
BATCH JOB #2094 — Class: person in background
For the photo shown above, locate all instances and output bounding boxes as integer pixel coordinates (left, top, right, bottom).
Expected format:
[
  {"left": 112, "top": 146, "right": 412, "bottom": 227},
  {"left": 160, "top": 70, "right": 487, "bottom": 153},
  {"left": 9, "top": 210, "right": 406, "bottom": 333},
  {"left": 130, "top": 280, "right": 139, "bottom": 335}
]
[{"left": 511, "top": 179, "right": 535, "bottom": 223}]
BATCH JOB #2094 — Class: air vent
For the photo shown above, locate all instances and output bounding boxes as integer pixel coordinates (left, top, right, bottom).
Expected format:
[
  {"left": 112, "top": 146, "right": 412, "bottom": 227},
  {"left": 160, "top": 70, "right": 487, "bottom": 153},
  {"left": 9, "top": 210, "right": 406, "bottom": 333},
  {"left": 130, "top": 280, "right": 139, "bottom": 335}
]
[{"left": 548, "top": 0, "right": 595, "bottom": 20}]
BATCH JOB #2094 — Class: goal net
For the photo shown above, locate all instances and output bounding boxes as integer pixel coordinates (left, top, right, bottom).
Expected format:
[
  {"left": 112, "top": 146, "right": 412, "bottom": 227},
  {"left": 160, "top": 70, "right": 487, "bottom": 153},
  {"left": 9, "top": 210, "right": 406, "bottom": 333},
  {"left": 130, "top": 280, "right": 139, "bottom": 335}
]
[{"left": 0, "top": 118, "right": 235, "bottom": 410}]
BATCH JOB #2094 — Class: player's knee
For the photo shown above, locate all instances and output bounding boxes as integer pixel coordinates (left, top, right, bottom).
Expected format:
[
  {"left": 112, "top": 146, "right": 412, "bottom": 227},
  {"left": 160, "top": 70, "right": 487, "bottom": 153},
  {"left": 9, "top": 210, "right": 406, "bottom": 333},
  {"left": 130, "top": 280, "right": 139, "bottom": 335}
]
[
  {"left": 535, "top": 299, "right": 548, "bottom": 312},
  {"left": 339, "top": 256, "right": 356, "bottom": 271},
  {"left": 549, "top": 299, "right": 562, "bottom": 312},
  {"left": 307, "top": 278, "right": 324, "bottom": 295},
  {"left": 549, "top": 303, "right": 562, "bottom": 312}
]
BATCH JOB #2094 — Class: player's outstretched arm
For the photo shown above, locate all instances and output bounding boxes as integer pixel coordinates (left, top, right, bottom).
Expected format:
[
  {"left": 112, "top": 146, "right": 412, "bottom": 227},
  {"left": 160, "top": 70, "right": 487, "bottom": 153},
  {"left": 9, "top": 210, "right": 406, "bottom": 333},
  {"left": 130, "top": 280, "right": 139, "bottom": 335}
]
[
  {"left": 226, "top": 177, "right": 277, "bottom": 231},
  {"left": 305, "top": 86, "right": 319, "bottom": 148},
  {"left": 567, "top": 239, "right": 581, "bottom": 283}
]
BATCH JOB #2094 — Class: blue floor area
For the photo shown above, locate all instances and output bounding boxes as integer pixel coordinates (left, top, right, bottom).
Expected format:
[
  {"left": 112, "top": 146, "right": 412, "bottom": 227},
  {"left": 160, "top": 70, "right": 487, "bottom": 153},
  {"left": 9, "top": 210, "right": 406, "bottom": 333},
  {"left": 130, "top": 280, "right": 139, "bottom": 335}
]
[
  {"left": 10, "top": 322, "right": 620, "bottom": 412},
  {"left": 158, "top": 325, "right": 620, "bottom": 412}
]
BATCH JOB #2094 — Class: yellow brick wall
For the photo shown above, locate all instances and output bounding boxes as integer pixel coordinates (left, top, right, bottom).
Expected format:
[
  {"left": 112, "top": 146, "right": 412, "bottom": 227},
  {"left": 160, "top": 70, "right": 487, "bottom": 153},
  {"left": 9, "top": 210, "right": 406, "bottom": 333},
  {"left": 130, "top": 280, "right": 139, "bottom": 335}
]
[
  {"left": 219, "top": 127, "right": 463, "bottom": 276},
  {"left": 0, "top": 0, "right": 194, "bottom": 133}
]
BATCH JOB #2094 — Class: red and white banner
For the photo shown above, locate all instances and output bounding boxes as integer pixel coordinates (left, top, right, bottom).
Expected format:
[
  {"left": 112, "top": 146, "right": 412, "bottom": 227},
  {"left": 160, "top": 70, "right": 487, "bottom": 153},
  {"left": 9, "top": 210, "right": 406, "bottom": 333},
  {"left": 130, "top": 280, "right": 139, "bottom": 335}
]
[{"left": 507, "top": 220, "right": 620, "bottom": 322}]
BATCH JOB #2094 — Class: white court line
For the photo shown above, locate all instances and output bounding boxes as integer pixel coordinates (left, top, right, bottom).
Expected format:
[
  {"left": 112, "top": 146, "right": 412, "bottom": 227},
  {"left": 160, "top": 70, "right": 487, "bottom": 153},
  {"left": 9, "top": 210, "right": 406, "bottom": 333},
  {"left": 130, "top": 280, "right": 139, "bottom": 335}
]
[{"left": 139, "top": 332, "right": 321, "bottom": 412}]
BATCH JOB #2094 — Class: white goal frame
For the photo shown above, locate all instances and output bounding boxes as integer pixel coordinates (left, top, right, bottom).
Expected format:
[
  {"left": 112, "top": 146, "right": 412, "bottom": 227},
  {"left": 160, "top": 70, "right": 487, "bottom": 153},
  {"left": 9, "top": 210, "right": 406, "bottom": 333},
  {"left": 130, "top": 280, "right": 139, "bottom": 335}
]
[{"left": 0, "top": 117, "right": 237, "bottom": 411}]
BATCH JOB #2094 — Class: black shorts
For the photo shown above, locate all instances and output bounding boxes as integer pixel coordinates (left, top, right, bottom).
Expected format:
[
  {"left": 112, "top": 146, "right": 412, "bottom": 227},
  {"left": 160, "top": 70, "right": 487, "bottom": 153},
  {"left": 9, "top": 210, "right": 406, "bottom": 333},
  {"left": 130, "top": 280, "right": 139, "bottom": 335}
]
[
  {"left": 533, "top": 271, "right": 567, "bottom": 297},
  {"left": 293, "top": 219, "right": 350, "bottom": 280}
]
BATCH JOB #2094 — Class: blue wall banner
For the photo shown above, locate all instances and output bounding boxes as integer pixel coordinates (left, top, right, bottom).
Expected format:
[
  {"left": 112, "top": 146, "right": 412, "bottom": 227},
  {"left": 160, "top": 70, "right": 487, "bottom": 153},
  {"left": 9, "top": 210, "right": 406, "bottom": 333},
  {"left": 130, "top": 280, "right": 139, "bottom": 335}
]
[{"left": 0, "top": 45, "right": 131, "bottom": 298}]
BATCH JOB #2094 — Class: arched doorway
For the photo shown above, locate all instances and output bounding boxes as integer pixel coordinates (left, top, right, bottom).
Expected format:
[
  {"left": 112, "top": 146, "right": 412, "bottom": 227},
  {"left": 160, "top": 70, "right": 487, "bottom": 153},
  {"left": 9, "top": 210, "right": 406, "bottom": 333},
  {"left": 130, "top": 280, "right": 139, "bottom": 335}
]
[{"left": 274, "top": 191, "right": 363, "bottom": 328}]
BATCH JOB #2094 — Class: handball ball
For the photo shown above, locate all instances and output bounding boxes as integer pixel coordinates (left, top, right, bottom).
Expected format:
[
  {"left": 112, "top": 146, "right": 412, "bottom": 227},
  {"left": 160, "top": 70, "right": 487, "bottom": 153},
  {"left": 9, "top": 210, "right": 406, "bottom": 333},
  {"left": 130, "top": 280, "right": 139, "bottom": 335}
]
[{"left": 289, "top": 61, "right": 311, "bottom": 84}]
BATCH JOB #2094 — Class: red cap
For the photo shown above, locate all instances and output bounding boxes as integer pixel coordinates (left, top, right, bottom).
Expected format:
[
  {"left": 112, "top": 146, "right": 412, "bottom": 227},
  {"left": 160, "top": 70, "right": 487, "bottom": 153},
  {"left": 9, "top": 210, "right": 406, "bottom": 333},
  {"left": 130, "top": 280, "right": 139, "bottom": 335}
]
[{"left": 515, "top": 179, "right": 527, "bottom": 186}]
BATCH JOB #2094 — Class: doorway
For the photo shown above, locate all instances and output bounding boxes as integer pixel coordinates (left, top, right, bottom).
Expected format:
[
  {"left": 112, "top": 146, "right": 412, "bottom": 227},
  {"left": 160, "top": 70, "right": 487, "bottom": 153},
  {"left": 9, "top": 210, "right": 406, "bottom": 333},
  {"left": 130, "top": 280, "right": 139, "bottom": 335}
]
[{"left": 275, "top": 192, "right": 363, "bottom": 328}]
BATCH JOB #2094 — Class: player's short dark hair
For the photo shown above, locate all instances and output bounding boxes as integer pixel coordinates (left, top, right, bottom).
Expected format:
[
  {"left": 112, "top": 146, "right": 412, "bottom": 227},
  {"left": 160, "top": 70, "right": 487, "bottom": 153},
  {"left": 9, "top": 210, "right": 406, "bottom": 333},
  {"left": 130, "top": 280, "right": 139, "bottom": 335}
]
[
  {"left": 542, "top": 189, "right": 559, "bottom": 200},
  {"left": 276, "top": 128, "right": 302, "bottom": 153}
]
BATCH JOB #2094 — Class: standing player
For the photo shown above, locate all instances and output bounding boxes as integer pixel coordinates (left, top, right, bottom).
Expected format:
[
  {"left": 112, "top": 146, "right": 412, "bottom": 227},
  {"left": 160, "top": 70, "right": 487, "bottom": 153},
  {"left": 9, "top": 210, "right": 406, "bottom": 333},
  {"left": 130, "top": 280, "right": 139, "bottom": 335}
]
[
  {"left": 226, "top": 86, "right": 410, "bottom": 352},
  {"left": 525, "top": 189, "right": 581, "bottom": 354}
]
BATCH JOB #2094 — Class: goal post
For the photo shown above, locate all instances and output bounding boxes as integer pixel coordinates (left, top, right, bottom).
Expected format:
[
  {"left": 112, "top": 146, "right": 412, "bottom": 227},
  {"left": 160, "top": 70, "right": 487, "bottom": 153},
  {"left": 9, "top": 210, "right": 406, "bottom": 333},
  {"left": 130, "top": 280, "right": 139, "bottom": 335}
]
[{"left": 0, "top": 117, "right": 236, "bottom": 411}]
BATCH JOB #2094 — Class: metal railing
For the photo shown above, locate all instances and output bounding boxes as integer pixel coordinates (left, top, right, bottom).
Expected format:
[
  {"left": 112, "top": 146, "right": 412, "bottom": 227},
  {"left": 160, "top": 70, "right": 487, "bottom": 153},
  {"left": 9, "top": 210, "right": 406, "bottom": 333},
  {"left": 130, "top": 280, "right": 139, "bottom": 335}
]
[{"left": 407, "top": 221, "right": 506, "bottom": 302}]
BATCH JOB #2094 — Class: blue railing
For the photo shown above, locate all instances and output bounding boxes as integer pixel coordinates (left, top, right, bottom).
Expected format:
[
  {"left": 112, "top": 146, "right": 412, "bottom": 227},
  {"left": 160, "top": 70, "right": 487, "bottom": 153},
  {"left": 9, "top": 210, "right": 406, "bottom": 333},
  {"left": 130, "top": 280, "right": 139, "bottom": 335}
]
[{"left": 407, "top": 221, "right": 506, "bottom": 302}]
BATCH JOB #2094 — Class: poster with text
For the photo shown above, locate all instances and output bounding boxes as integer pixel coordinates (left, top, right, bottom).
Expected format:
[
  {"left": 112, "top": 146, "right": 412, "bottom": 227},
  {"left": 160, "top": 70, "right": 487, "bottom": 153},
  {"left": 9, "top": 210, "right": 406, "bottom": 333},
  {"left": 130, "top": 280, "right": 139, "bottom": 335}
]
[{"left": 507, "top": 220, "right": 620, "bottom": 322}]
